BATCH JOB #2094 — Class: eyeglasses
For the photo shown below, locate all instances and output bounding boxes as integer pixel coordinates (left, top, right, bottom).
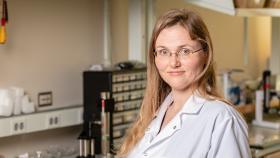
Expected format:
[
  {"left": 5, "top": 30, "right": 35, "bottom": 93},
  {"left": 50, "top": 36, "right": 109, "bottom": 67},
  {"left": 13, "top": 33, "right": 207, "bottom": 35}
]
[{"left": 154, "top": 47, "right": 204, "bottom": 60}]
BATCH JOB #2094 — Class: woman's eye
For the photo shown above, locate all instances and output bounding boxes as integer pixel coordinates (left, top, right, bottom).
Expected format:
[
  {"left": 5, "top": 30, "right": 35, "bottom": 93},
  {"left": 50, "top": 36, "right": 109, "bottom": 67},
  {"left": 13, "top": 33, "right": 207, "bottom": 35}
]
[
  {"left": 181, "top": 48, "right": 191, "bottom": 55},
  {"left": 158, "top": 50, "right": 169, "bottom": 56}
]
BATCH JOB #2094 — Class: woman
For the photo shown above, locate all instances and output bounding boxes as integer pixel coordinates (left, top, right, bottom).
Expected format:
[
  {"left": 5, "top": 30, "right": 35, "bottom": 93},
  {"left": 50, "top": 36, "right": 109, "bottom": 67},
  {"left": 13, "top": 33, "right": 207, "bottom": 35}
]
[{"left": 118, "top": 9, "right": 251, "bottom": 158}]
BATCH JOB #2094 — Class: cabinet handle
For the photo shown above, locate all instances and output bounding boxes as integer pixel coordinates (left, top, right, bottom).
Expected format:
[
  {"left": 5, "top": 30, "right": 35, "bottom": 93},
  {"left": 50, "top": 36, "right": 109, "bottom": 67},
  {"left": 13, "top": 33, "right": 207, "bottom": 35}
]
[
  {"left": 54, "top": 117, "right": 58, "bottom": 124},
  {"left": 49, "top": 117, "right": 53, "bottom": 125},
  {"left": 14, "top": 123, "right": 18, "bottom": 131},
  {"left": 20, "top": 122, "right": 24, "bottom": 130}
]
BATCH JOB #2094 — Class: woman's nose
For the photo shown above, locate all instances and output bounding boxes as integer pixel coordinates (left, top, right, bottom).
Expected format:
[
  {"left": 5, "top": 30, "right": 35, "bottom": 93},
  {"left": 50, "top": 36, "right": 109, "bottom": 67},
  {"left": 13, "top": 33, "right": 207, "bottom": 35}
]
[{"left": 169, "top": 54, "right": 181, "bottom": 67}]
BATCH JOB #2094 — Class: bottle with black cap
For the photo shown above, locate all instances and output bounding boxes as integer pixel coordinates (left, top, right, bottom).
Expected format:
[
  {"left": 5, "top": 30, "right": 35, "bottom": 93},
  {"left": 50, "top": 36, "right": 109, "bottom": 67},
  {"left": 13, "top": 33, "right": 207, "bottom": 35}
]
[
  {"left": 77, "top": 129, "right": 86, "bottom": 158},
  {"left": 87, "top": 121, "right": 95, "bottom": 158},
  {"left": 263, "top": 70, "right": 271, "bottom": 113},
  {"left": 100, "top": 91, "right": 115, "bottom": 157},
  {"left": 77, "top": 121, "right": 95, "bottom": 158}
]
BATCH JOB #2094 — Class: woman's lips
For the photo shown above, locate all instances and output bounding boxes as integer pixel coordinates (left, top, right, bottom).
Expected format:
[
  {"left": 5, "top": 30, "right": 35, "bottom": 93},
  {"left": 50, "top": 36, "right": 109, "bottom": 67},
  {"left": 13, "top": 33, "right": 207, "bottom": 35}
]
[{"left": 167, "top": 71, "right": 185, "bottom": 76}]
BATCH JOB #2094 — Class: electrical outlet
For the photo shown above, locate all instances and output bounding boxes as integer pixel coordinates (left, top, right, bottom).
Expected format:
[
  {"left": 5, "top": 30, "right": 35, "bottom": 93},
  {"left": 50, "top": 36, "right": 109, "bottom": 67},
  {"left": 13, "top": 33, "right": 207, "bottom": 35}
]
[
  {"left": 38, "top": 91, "right": 52, "bottom": 107},
  {"left": 11, "top": 117, "right": 26, "bottom": 135},
  {"left": 46, "top": 112, "right": 61, "bottom": 129}
]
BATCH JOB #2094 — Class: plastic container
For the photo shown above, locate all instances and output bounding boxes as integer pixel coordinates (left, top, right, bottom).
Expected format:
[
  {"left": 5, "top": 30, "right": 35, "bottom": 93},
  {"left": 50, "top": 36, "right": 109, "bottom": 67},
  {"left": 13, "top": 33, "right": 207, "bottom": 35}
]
[{"left": 0, "top": 89, "right": 13, "bottom": 116}]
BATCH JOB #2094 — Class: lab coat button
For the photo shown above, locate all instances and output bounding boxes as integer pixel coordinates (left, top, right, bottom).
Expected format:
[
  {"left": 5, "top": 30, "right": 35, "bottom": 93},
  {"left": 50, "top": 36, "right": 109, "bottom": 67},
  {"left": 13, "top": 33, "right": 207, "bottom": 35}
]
[{"left": 173, "top": 125, "right": 176, "bottom": 129}]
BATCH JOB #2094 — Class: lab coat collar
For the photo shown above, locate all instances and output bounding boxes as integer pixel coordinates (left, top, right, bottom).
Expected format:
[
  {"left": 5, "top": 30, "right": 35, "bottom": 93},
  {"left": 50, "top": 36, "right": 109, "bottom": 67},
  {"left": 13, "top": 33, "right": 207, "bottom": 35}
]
[
  {"left": 180, "top": 91, "right": 207, "bottom": 115},
  {"left": 152, "top": 93, "right": 173, "bottom": 120},
  {"left": 173, "top": 91, "right": 207, "bottom": 132},
  {"left": 146, "top": 91, "right": 207, "bottom": 135},
  {"left": 143, "top": 91, "right": 207, "bottom": 151},
  {"left": 153, "top": 91, "right": 207, "bottom": 118},
  {"left": 146, "top": 93, "right": 173, "bottom": 134}
]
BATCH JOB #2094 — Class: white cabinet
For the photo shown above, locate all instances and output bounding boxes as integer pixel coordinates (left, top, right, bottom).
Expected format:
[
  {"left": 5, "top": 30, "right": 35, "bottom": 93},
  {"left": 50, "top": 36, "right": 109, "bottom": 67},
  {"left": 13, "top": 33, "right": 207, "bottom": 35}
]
[
  {"left": 60, "top": 108, "right": 83, "bottom": 127},
  {"left": 185, "top": 0, "right": 280, "bottom": 16},
  {"left": 0, "top": 106, "right": 83, "bottom": 138},
  {"left": 27, "top": 113, "right": 47, "bottom": 132},
  {"left": 0, "top": 118, "right": 11, "bottom": 137},
  {"left": 10, "top": 116, "right": 27, "bottom": 135},
  {"left": 46, "top": 112, "right": 61, "bottom": 129}
]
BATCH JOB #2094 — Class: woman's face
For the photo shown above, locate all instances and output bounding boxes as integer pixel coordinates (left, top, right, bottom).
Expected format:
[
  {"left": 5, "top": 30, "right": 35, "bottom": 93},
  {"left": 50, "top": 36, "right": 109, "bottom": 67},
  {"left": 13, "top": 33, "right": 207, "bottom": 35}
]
[{"left": 154, "top": 24, "right": 207, "bottom": 92}]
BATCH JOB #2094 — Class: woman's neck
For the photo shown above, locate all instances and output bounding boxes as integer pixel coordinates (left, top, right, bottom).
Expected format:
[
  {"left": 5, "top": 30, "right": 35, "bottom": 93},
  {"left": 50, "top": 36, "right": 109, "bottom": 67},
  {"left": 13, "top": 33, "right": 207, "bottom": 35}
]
[{"left": 170, "top": 88, "right": 194, "bottom": 111}]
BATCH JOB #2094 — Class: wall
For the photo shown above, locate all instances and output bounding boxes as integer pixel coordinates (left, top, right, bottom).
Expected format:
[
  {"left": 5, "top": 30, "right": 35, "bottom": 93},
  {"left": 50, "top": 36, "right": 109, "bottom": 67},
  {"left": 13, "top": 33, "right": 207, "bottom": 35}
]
[
  {"left": 0, "top": 0, "right": 104, "bottom": 108},
  {"left": 0, "top": 0, "right": 272, "bottom": 156},
  {"left": 0, "top": 0, "right": 104, "bottom": 156},
  {"left": 111, "top": 0, "right": 129, "bottom": 64},
  {"left": 155, "top": 0, "right": 270, "bottom": 79},
  {"left": 249, "top": 17, "right": 271, "bottom": 77}
]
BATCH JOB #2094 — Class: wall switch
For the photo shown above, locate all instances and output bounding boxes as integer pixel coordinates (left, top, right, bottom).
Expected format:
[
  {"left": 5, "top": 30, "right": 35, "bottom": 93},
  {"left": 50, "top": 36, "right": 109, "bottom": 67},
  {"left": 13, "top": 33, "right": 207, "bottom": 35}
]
[{"left": 38, "top": 91, "right": 52, "bottom": 107}]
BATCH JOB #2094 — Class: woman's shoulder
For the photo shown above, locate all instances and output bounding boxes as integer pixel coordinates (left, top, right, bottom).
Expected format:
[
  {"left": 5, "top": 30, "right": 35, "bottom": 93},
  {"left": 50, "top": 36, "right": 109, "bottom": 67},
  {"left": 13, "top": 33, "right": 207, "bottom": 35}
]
[
  {"left": 200, "top": 99, "right": 248, "bottom": 132},
  {"left": 202, "top": 99, "right": 243, "bottom": 120}
]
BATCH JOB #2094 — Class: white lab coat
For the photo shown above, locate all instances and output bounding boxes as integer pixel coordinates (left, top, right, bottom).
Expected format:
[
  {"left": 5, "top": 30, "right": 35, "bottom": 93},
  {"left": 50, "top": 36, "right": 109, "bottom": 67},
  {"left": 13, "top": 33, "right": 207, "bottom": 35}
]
[{"left": 127, "top": 92, "right": 251, "bottom": 158}]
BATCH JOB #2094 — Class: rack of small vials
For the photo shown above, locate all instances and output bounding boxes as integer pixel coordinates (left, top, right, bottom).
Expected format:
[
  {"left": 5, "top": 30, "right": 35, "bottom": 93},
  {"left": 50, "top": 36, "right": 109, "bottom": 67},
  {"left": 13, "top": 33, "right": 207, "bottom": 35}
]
[{"left": 83, "top": 67, "right": 146, "bottom": 153}]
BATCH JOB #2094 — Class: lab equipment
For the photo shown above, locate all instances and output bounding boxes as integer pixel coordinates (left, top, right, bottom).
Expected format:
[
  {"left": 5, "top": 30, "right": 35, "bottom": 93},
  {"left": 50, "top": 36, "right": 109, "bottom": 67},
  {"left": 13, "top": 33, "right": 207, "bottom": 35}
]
[
  {"left": 253, "top": 90, "right": 280, "bottom": 129},
  {"left": 263, "top": 70, "right": 271, "bottom": 113},
  {"left": 81, "top": 67, "right": 146, "bottom": 156}
]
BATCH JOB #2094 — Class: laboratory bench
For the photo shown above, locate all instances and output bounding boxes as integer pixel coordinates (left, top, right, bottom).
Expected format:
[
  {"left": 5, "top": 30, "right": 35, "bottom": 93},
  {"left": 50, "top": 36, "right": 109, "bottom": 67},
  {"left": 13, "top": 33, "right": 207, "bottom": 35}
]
[
  {"left": 249, "top": 113, "right": 280, "bottom": 158},
  {"left": 235, "top": 104, "right": 280, "bottom": 157}
]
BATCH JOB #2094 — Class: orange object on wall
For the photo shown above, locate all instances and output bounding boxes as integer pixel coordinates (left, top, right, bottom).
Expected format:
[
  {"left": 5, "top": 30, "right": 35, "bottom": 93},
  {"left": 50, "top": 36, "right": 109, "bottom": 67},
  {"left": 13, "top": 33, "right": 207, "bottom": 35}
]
[
  {"left": 0, "top": 0, "right": 8, "bottom": 44},
  {"left": 0, "top": 18, "right": 6, "bottom": 43}
]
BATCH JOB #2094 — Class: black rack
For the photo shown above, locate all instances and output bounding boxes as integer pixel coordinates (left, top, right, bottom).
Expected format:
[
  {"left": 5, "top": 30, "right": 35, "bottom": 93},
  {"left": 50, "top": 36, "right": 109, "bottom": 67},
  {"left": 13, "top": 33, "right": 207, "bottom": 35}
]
[{"left": 82, "top": 68, "right": 147, "bottom": 154}]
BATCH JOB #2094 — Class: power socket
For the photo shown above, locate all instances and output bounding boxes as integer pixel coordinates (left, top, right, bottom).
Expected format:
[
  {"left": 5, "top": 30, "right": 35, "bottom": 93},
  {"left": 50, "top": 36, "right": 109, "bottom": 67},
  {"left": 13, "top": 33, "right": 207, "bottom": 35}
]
[
  {"left": 38, "top": 91, "right": 52, "bottom": 107},
  {"left": 11, "top": 117, "right": 26, "bottom": 135},
  {"left": 46, "top": 112, "right": 61, "bottom": 128}
]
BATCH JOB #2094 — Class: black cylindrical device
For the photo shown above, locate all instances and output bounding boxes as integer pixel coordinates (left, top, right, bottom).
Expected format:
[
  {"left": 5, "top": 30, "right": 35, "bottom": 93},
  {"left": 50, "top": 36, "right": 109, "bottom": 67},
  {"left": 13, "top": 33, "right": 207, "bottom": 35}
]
[{"left": 263, "top": 70, "right": 271, "bottom": 113}]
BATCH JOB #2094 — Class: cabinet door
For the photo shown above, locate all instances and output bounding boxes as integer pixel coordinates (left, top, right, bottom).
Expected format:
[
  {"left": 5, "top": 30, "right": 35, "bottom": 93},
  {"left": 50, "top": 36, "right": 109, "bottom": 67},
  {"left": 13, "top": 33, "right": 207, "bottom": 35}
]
[
  {"left": 10, "top": 116, "right": 27, "bottom": 135},
  {"left": 27, "top": 113, "right": 47, "bottom": 133},
  {"left": 45, "top": 111, "right": 61, "bottom": 129},
  {"left": 60, "top": 107, "right": 83, "bottom": 127},
  {"left": 0, "top": 118, "right": 11, "bottom": 137}
]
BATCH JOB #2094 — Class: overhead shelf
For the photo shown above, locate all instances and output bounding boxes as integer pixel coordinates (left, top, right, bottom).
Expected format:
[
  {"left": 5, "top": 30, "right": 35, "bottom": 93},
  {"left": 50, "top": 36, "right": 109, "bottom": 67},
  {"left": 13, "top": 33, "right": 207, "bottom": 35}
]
[
  {"left": 185, "top": 0, "right": 280, "bottom": 17},
  {"left": 236, "top": 8, "right": 280, "bottom": 17}
]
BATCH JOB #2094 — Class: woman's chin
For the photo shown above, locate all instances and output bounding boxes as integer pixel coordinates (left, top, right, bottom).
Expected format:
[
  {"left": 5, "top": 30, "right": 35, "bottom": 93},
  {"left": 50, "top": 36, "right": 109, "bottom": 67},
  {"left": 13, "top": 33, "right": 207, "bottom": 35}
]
[{"left": 169, "top": 84, "right": 190, "bottom": 92}]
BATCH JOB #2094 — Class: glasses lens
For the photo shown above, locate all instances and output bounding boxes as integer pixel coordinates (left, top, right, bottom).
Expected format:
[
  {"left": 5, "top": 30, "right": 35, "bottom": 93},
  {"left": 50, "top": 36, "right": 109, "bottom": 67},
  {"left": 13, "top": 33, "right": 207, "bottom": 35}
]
[
  {"left": 179, "top": 48, "right": 191, "bottom": 56},
  {"left": 157, "top": 49, "right": 169, "bottom": 56}
]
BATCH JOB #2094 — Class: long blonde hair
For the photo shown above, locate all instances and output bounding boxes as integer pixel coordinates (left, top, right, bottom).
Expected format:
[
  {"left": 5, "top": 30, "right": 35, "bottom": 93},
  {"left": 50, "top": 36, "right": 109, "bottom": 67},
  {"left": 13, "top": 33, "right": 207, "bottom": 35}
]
[{"left": 117, "top": 8, "right": 223, "bottom": 157}]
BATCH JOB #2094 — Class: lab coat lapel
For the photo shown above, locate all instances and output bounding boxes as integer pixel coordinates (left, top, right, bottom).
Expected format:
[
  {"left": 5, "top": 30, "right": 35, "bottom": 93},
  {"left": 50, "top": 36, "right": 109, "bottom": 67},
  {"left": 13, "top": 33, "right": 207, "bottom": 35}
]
[
  {"left": 147, "top": 115, "right": 181, "bottom": 149},
  {"left": 144, "top": 93, "right": 173, "bottom": 142},
  {"left": 180, "top": 93, "right": 207, "bottom": 115},
  {"left": 144, "top": 92, "right": 207, "bottom": 152}
]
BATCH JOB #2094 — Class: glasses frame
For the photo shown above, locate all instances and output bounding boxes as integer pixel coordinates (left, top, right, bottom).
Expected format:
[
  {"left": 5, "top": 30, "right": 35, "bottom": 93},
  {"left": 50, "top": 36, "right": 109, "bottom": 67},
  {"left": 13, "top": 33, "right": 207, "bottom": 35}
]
[{"left": 153, "top": 47, "right": 204, "bottom": 58}]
